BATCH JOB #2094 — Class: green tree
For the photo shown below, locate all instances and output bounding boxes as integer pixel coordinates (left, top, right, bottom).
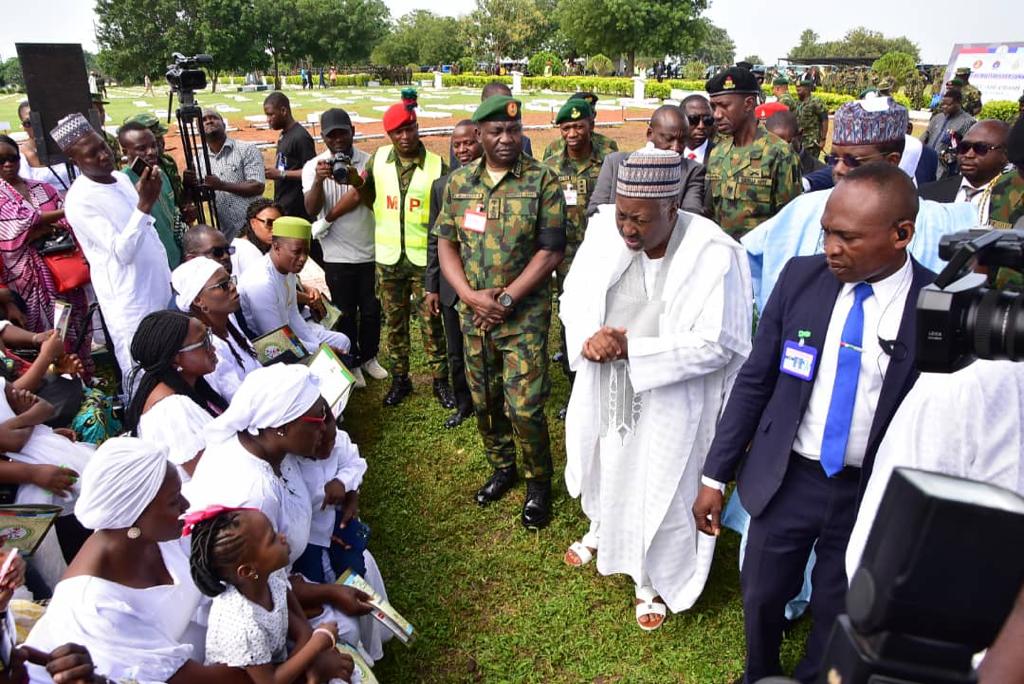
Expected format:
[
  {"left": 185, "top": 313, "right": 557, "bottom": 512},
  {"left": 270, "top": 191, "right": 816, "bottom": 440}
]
[
  {"left": 555, "top": 0, "right": 708, "bottom": 76},
  {"left": 587, "top": 54, "right": 614, "bottom": 76},
  {"left": 871, "top": 51, "right": 918, "bottom": 88},
  {"left": 372, "top": 11, "right": 466, "bottom": 67},
  {"left": 682, "top": 60, "right": 706, "bottom": 80},
  {"left": 689, "top": 21, "right": 734, "bottom": 66},
  {"left": 787, "top": 26, "right": 920, "bottom": 62},
  {"left": 471, "top": 0, "right": 548, "bottom": 65},
  {"left": 94, "top": 0, "right": 180, "bottom": 82},
  {"left": 0, "top": 57, "right": 23, "bottom": 90},
  {"left": 742, "top": 54, "right": 764, "bottom": 66},
  {"left": 528, "top": 50, "right": 564, "bottom": 76}
]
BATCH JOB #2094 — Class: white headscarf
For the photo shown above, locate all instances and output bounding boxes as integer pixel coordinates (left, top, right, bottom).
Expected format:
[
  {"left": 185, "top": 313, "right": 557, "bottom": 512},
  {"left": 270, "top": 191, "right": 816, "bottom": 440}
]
[
  {"left": 204, "top": 364, "right": 321, "bottom": 446},
  {"left": 171, "top": 257, "right": 222, "bottom": 312},
  {"left": 74, "top": 437, "right": 171, "bottom": 531}
]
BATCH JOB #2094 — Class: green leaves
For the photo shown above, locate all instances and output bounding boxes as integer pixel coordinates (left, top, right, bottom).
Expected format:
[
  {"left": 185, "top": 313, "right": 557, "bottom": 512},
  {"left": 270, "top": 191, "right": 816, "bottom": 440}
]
[{"left": 788, "top": 27, "right": 921, "bottom": 62}]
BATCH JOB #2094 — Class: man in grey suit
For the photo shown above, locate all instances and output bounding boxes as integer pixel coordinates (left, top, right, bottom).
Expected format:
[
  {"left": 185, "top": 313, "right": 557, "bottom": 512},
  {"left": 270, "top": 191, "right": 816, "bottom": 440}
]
[{"left": 587, "top": 105, "right": 706, "bottom": 216}]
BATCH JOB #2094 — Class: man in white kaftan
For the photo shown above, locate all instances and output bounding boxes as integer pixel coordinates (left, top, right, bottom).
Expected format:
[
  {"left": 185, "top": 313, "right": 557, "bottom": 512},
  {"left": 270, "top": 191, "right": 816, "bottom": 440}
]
[
  {"left": 845, "top": 359, "right": 1024, "bottom": 581},
  {"left": 560, "top": 149, "right": 752, "bottom": 627}
]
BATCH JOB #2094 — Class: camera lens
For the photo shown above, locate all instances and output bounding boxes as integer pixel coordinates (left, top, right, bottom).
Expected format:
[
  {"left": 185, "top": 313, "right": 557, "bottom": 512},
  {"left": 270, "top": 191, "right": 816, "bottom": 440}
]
[{"left": 968, "top": 288, "right": 1024, "bottom": 362}]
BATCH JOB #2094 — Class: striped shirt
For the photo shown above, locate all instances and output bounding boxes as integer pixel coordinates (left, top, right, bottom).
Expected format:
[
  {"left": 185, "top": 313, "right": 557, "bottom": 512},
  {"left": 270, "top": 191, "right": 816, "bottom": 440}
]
[{"left": 205, "top": 137, "right": 265, "bottom": 240}]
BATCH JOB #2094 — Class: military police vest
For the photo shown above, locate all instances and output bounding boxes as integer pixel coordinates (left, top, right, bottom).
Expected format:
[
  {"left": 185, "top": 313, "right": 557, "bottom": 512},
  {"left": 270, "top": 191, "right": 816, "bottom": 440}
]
[{"left": 372, "top": 145, "right": 443, "bottom": 266}]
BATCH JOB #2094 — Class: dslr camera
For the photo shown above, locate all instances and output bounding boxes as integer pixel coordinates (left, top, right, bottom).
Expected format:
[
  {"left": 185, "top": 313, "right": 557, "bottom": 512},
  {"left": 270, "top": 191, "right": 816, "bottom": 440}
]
[
  {"left": 330, "top": 152, "right": 353, "bottom": 184},
  {"left": 915, "top": 228, "right": 1024, "bottom": 372}
]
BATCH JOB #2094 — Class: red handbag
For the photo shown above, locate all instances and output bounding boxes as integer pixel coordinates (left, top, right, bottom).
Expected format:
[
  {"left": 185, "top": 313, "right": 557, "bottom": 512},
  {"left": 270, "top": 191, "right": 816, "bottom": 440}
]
[{"left": 42, "top": 244, "right": 91, "bottom": 293}]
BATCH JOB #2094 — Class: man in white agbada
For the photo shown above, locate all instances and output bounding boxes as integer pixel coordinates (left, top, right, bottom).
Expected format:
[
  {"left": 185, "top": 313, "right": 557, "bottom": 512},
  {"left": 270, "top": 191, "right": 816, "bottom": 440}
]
[
  {"left": 741, "top": 97, "right": 977, "bottom": 312},
  {"left": 560, "top": 148, "right": 752, "bottom": 631},
  {"left": 52, "top": 113, "right": 172, "bottom": 388},
  {"left": 846, "top": 359, "right": 1024, "bottom": 580},
  {"left": 237, "top": 215, "right": 350, "bottom": 356}
]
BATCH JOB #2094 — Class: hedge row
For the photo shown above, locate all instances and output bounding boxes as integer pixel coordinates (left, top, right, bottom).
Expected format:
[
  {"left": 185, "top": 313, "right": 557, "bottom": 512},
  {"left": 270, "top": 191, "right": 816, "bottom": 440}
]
[{"left": 979, "top": 100, "right": 1019, "bottom": 122}]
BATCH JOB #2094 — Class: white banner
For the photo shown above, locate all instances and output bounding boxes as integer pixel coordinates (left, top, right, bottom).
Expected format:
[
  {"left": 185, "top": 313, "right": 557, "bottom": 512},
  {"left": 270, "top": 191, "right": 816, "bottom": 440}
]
[{"left": 944, "top": 42, "right": 1024, "bottom": 104}]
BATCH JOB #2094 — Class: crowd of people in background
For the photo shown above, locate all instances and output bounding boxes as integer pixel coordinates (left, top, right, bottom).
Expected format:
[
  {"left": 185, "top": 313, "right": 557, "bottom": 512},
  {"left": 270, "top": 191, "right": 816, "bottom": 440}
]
[{"left": 0, "top": 57, "right": 1022, "bottom": 683}]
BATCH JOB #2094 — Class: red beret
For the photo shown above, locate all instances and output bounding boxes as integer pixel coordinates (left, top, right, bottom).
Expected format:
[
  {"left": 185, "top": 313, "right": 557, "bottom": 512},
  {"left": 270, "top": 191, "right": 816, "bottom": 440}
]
[
  {"left": 755, "top": 102, "right": 790, "bottom": 120},
  {"left": 383, "top": 99, "right": 417, "bottom": 133}
]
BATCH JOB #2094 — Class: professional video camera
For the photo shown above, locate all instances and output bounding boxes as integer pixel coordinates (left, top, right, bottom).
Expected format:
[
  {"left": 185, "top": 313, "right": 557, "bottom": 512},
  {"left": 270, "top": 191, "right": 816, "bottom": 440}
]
[
  {"left": 165, "top": 52, "right": 218, "bottom": 228},
  {"left": 915, "top": 229, "right": 1024, "bottom": 373},
  {"left": 166, "top": 53, "right": 214, "bottom": 101},
  {"left": 330, "top": 152, "right": 353, "bottom": 184}
]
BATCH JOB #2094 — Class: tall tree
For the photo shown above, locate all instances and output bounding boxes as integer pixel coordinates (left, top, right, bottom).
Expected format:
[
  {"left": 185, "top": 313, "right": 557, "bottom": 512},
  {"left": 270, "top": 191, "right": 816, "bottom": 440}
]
[
  {"left": 556, "top": 0, "right": 708, "bottom": 75},
  {"left": 94, "top": 0, "right": 181, "bottom": 82},
  {"left": 742, "top": 54, "right": 764, "bottom": 65},
  {"left": 689, "top": 21, "right": 735, "bottom": 66},
  {"left": 371, "top": 11, "right": 466, "bottom": 67},
  {"left": 787, "top": 26, "right": 920, "bottom": 62},
  {"left": 471, "top": 0, "right": 547, "bottom": 65}
]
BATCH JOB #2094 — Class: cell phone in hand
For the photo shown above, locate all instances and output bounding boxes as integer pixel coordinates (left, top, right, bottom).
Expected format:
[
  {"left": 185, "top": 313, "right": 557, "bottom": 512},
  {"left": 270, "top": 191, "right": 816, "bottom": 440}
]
[{"left": 130, "top": 156, "right": 150, "bottom": 176}]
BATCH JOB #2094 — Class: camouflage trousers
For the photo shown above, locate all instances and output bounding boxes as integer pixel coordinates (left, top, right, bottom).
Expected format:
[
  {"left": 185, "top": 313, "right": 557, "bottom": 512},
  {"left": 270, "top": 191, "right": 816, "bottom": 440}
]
[
  {"left": 377, "top": 257, "right": 447, "bottom": 379},
  {"left": 554, "top": 243, "right": 580, "bottom": 381},
  {"left": 463, "top": 330, "right": 553, "bottom": 480}
]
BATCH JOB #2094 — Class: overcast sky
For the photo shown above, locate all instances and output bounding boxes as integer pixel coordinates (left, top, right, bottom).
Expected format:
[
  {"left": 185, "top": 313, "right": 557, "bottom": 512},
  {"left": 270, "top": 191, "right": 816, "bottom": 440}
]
[{"left": 1, "top": 0, "right": 1019, "bottom": 65}]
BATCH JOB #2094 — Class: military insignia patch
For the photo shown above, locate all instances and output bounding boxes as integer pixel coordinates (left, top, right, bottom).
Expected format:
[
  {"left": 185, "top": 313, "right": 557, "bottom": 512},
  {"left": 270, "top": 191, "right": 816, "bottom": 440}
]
[
  {"left": 570, "top": 107, "right": 580, "bottom": 119},
  {"left": 506, "top": 101, "right": 519, "bottom": 118},
  {"left": 724, "top": 76, "right": 735, "bottom": 90}
]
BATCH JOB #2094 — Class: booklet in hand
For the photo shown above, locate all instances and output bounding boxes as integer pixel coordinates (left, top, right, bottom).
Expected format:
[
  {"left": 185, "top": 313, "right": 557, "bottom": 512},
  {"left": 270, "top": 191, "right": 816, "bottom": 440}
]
[
  {"left": 252, "top": 325, "right": 308, "bottom": 366},
  {"left": 304, "top": 344, "right": 355, "bottom": 418},
  {"left": 336, "top": 569, "right": 416, "bottom": 645},
  {"left": 0, "top": 504, "right": 62, "bottom": 556}
]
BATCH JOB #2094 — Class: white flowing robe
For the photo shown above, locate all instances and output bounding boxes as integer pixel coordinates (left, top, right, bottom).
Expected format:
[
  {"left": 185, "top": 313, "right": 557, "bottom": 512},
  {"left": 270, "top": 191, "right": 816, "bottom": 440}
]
[
  {"left": 561, "top": 207, "right": 752, "bottom": 612},
  {"left": 846, "top": 360, "right": 1024, "bottom": 581}
]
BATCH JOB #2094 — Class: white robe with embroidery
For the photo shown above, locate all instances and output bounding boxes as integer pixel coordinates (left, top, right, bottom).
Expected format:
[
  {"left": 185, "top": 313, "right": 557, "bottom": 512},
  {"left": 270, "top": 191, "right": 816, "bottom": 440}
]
[
  {"left": 560, "top": 207, "right": 752, "bottom": 612},
  {"left": 846, "top": 360, "right": 1024, "bottom": 581}
]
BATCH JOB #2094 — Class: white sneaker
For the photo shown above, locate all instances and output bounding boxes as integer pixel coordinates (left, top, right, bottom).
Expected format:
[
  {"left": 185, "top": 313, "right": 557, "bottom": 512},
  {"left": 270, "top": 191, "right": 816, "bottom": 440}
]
[
  {"left": 351, "top": 366, "right": 367, "bottom": 388},
  {"left": 362, "top": 357, "right": 389, "bottom": 380}
]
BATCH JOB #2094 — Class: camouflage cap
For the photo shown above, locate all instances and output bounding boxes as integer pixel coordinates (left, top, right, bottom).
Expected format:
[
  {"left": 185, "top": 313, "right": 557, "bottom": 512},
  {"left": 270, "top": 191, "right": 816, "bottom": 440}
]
[
  {"left": 705, "top": 66, "right": 760, "bottom": 96},
  {"left": 772, "top": 76, "right": 790, "bottom": 86},
  {"left": 472, "top": 95, "right": 521, "bottom": 123},
  {"left": 555, "top": 98, "right": 593, "bottom": 125},
  {"left": 123, "top": 113, "right": 169, "bottom": 136}
]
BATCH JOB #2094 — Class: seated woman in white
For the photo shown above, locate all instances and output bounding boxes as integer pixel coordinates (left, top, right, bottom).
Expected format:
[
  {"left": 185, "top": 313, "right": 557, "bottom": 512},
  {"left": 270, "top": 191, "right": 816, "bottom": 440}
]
[
  {"left": 124, "top": 310, "right": 228, "bottom": 479},
  {"left": 23, "top": 437, "right": 252, "bottom": 684},
  {"left": 172, "top": 257, "right": 259, "bottom": 402},
  {"left": 186, "top": 364, "right": 390, "bottom": 664}
]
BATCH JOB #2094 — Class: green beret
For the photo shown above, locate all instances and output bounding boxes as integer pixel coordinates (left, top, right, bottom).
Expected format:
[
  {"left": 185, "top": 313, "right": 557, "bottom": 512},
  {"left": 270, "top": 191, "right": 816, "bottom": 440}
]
[
  {"left": 772, "top": 76, "right": 789, "bottom": 86},
  {"left": 955, "top": 67, "right": 971, "bottom": 75},
  {"left": 472, "top": 95, "right": 522, "bottom": 123},
  {"left": 271, "top": 216, "right": 312, "bottom": 243},
  {"left": 571, "top": 91, "right": 598, "bottom": 107},
  {"left": 705, "top": 67, "right": 760, "bottom": 96},
  {"left": 555, "top": 98, "right": 593, "bottom": 125},
  {"left": 947, "top": 78, "right": 964, "bottom": 88},
  {"left": 123, "top": 113, "right": 169, "bottom": 136},
  {"left": 798, "top": 78, "right": 814, "bottom": 88}
]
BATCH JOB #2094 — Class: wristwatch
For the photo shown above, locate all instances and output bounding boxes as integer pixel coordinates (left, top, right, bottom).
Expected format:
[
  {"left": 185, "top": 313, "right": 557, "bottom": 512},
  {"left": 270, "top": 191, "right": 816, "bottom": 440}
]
[{"left": 497, "top": 291, "right": 515, "bottom": 309}]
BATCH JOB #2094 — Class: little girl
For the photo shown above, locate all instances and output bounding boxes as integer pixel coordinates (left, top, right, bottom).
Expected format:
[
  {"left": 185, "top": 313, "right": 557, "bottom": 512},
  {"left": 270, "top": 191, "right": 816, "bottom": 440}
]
[{"left": 187, "top": 505, "right": 353, "bottom": 684}]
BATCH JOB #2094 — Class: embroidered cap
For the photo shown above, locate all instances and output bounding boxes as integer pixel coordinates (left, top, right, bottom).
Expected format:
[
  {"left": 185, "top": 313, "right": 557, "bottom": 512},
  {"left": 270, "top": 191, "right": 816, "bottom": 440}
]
[
  {"left": 49, "top": 112, "right": 97, "bottom": 153},
  {"left": 831, "top": 97, "right": 909, "bottom": 146},
  {"left": 616, "top": 148, "right": 682, "bottom": 199}
]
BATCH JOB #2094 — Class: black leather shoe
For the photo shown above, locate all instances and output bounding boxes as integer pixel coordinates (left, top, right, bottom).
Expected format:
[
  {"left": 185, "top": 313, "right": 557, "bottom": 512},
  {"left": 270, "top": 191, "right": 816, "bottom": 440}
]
[
  {"left": 444, "top": 406, "right": 474, "bottom": 429},
  {"left": 475, "top": 467, "right": 518, "bottom": 506},
  {"left": 521, "top": 479, "right": 552, "bottom": 529},
  {"left": 432, "top": 379, "right": 456, "bottom": 409},
  {"left": 382, "top": 374, "right": 412, "bottom": 407}
]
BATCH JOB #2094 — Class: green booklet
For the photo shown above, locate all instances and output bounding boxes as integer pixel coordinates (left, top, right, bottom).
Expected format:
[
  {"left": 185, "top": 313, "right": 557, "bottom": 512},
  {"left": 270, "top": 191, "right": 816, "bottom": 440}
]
[
  {"left": 0, "top": 504, "right": 62, "bottom": 556},
  {"left": 337, "top": 643, "right": 379, "bottom": 684},
  {"left": 337, "top": 569, "right": 416, "bottom": 645},
  {"left": 304, "top": 344, "right": 355, "bottom": 418}
]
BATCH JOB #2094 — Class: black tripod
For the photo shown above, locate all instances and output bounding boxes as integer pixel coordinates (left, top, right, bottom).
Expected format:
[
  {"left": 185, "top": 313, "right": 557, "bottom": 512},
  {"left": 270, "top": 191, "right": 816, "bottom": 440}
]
[{"left": 168, "top": 88, "right": 219, "bottom": 229}]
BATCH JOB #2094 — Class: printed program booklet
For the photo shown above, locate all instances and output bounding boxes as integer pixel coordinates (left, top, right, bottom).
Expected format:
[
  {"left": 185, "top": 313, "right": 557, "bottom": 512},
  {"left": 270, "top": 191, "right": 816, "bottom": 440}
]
[
  {"left": 252, "top": 325, "right": 308, "bottom": 365},
  {"left": 337, "top": 642, "right": 379, "bottom": 684},
  {"left": 0, "top": 504, "right": 62, "bottom": 556},
  {"left": 305, "top": 344, "right": 355, "bottom": 417},
  {"left": 337, "top": 569, "right": 416, "bottom": 645}
]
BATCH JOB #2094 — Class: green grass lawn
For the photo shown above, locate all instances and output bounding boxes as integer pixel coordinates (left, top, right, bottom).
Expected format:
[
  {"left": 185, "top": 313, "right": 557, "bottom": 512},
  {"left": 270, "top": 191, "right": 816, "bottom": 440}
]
[{"left": 346, "top": 316, "right": 812, "bottom": 683}]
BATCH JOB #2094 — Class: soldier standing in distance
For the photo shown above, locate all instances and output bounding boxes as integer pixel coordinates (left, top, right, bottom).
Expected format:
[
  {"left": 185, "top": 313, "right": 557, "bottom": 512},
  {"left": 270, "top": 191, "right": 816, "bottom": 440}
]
[
  {"left": 543, "top": 98, "right": 610, "bottom": 417},
  {"left": 771, "top": 77, "right": 797, "bottom": 111},
  {"left": 705, "top": 66, "right": 803, "bottom": 240},
  {"left": 795, "top": 78, "right": 829, "bottom": 161},
  {"left": 434, "top": 95, "right": 566, "bottom": 530},
  {"left": 955, "top": 67, "right": 983, "bottom": 116}
]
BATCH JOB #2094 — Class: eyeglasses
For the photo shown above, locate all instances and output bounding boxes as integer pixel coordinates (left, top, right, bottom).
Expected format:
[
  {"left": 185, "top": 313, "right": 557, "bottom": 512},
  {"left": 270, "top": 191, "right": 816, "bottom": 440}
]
[
  {"left": 203, "top": 274, "right": 237, "bottom": 292},
  {"left": 687, "top": 114, "right": 715, "bottom": 128},
  {"left": 298, "top": 406, "right": 329, "bottom": 424},
  {"left": 0, "top": 154, "right": 18, "bottom": 165},
  {"left": 178, "top": 328, "right": 213, "bottom": 353},
  {"left": 201, "top": 245, "right": 237, "bottom": 259},
  {"left": 252, "top": 216, "right": 275, "bottom": 228},
  {"left": 956, "top": 141, "right": 1004, "bottom": 156},
  {"left": 824, "top": 152, "right": 884, "bottom": 168}
]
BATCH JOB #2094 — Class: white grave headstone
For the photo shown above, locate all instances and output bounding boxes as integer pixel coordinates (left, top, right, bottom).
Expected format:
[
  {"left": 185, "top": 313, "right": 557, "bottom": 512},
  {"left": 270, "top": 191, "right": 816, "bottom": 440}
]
[
  {"left": 433, "top": 72, "right": 444, "bottom": 90},
  {"left": 633, "top": 76, "right": 646, "bottom": 102},
  {"left": 511, "top": 71, "right": 523, "bottom": 95}
]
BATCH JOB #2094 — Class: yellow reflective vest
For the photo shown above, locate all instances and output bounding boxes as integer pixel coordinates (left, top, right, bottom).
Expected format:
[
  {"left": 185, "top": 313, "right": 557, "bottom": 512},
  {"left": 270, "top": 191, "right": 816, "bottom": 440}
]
[{"left": 371, "top": 145, "right": 442, "bottom": 266}]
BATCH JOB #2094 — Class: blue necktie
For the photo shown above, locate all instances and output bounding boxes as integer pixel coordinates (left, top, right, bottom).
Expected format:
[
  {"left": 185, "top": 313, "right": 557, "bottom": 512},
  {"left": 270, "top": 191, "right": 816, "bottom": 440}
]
[{"left": 820, "top": 282, "right": 873, "bottom": 477}]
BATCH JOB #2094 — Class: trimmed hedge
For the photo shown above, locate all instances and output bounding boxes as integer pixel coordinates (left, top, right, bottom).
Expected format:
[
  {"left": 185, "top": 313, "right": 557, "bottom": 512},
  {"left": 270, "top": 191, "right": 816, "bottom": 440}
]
[{"left": 979, "top": 100, "right": 1019, "bottom": 122}]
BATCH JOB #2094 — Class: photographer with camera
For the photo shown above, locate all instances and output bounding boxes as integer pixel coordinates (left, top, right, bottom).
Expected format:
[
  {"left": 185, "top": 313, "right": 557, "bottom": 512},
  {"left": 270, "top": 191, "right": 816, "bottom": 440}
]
[{"left": 301, "top": 108, "right": 384, "bottom": 387}]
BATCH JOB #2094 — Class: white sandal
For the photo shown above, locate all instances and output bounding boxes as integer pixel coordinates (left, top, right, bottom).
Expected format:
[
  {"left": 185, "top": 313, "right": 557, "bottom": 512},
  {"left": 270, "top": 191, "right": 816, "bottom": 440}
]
[
  {"left": 634, "top": 586, "right": 667, "bottom": 632},
  {"left": 564, "top": 541, "right": 595, "bottom": 567}
]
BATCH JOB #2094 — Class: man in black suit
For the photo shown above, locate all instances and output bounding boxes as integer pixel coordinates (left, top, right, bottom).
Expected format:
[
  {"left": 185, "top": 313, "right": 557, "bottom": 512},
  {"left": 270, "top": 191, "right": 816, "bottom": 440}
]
[
  {"left": 693, "top": 162, "right": 935, "bottom": 684},
  {"left": 586, "top": 105, "right": 705, "bottom": 215},
  {"left": 426, "top": 120, "right": 479, "bottom": 428},
  {"left": 919, "top": 120, "right": 1010, "bottom": 212},
  {"left": 681, "top": 94, "right": 716, "bottom": 165}
]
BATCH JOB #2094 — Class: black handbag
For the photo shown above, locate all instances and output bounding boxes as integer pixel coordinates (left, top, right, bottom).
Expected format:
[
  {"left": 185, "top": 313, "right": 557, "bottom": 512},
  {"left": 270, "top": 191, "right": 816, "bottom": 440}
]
[{"left": 32, "top": 228, "right": 77, "bottom": 256}]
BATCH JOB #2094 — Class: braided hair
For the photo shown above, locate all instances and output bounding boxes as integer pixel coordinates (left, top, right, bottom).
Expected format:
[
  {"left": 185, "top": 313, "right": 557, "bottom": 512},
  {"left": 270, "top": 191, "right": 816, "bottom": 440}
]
[
  {"left": 243, "top": 197, "right": 282, "bottom": 254},
  {"left": 188, "top": 511, "right": 249, "bottom": 597},
  {"left": 124, "top": 310, "right": 229, "bottom": 434}
]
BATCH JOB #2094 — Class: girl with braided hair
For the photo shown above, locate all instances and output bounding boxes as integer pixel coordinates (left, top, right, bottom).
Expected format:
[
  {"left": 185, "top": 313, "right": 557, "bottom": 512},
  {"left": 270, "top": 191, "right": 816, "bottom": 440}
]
[
  {"left": 185, "top": 506, "right": 350, "bottom": 684},
  {"left": 125, "top": 310, "right": 228, "bottom": 478},
  {"left": 172, "top": 257, "right": 259, "bottom": 401}
]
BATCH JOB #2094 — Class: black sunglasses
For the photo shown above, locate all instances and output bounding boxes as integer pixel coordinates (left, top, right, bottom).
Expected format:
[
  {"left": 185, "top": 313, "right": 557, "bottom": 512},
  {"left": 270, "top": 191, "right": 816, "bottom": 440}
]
[
  {"left": 202, "top": 245, "right": 237, "bottom": 259},
  {"left": 203, "top": 274, "right": 237, "bottom": 292},
  {"left": 824, "top": 152, "right": 884, "bottom": 169},
  {"left": 687, "top": 114, "right": 715, "bottom": 128},
  {"left": 956, "top": 141, "right": 1004, "bottom": 156},
  {"left": 0, "top": 154, "right": 19, "bottom": 165}
]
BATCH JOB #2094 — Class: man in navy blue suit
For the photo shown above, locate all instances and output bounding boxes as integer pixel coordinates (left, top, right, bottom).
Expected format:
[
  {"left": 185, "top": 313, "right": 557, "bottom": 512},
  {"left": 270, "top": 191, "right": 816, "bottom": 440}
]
[{"left": 694, "top": 162, "right": 936, "bottom": 683}]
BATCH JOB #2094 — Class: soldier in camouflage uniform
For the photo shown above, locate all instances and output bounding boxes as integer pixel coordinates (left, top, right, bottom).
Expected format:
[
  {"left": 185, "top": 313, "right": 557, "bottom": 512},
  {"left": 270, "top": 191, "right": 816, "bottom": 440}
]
[
  {"left": 434, "top": 94, "right": 566, "bottom": 530},
  {"left": 90, "top": 93, "right": 122, "bottom": 163},
  {"left": 795, "top": 78, "right": 829, "bottom": 161},
  {"left": 358, "top": 96, "right": 451, "bottom": 408},
  {"left": 705, "top": 67, "right": 803, "bottom": 240},
  {"left": 955, "top": 67, "right": 983, "bottom": 117},
  {"left": 123, "top": 113, "right": 183, "bottom": 205},
  {"left": 771, "top": 77, "right": 797, "bottom": 111},
  {"left": 542, "top": 92, "right": 619, "bottom": 159},
  {"left": 987, "top": 170, "right": 1024, "bottom": 229}
]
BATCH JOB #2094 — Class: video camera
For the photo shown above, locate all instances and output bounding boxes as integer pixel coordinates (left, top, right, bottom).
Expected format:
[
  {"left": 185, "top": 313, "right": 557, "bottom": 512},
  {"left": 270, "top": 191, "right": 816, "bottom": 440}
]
[
  {"left": 166, "top": 53, "right": 214, "bottom": 97},
  {"left": 915, "top": 229, "right": 1024, "bottom": 373}
]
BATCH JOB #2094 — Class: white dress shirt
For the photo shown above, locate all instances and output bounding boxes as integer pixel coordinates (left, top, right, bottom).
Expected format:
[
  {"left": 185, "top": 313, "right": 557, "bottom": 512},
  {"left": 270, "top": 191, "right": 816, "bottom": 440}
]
[
  {"left": 684, "top": 139, "right": 709, "bottom": 165},
  {"left": 792, "top": 256, "right": 913, "bottom": 467}
]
